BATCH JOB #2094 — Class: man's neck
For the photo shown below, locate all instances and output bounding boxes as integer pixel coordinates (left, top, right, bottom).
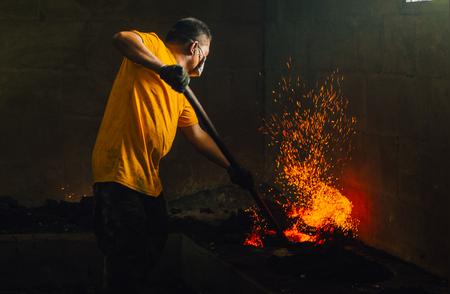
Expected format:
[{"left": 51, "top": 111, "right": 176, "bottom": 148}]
[{"left": 166, "top": 42, "right": 187, "bottom": 69}]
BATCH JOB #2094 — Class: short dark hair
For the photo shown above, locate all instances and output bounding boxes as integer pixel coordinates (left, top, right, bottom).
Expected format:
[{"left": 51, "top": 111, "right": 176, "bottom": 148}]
[{"left": 166, "top": 17, "right": 212, "bottom": 44}]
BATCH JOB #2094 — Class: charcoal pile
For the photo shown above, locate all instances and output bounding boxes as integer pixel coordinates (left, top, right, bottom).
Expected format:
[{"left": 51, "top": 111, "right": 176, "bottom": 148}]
[{"left": 0, "top": 196, "right": 94, "bottom": 234}]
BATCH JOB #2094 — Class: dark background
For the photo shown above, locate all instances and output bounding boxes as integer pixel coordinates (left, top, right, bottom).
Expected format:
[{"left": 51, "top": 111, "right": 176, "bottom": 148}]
[{"left": 0, "top": 0, "right": 448, "bottom": 278}]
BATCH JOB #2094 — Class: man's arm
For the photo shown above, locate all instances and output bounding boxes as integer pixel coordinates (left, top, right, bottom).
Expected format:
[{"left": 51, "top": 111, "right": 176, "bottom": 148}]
[
  {"left": 180, "top": 124, "right": 230, "bottom": 169},
  {"left": 112, "top": 31, "right": 190, "bottom": 93},
  {"left": 112, "top": 31, "right": 164, "bottom": 72},
  {"left": 181, "top": 124, "right": 255, "bottom": 190}
]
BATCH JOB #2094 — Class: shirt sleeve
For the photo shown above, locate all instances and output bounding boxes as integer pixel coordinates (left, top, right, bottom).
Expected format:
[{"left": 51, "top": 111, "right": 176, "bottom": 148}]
[
  {"left": 131, "top": 30, "right": 160, "bottom": 53},
  {"left": 178, "top": 99, "right": 199, "bottom": 128}
]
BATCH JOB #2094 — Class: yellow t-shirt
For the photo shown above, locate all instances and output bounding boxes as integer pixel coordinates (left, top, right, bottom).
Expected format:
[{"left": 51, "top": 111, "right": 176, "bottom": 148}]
[{"left": 92, "top": 31, "right": 198, "bottom": 196}]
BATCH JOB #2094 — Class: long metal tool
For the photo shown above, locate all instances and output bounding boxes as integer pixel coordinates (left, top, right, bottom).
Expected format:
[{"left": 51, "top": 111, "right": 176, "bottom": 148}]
[{"left": 183, "top": 86, "right": 287, "bottom": 242}]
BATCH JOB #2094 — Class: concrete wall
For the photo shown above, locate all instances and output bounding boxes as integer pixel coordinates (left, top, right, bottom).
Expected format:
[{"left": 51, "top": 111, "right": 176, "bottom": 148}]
[
  {"left": 264, "top": 0, "right": 449, "bottom": 277},
  {"left": 1, "top": 0, "right": 448, "bottom": 278},
  {"left": 0, "top": 0, "right": 266, "bottom": 204}
]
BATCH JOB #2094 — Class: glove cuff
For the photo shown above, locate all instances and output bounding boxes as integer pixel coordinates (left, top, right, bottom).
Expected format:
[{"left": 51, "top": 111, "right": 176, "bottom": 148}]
[{"left": 156, "top": 65, "right": 164, "bottom": 74}]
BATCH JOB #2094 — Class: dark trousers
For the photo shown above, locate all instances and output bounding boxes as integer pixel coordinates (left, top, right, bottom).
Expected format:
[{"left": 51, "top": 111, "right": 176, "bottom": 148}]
[{"left": 93, "top": 182, "right": 168, "bottom": 294}]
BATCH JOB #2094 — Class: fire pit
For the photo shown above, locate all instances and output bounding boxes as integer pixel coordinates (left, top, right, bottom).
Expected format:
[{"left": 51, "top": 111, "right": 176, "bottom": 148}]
[{"left": 173, "top": 212, "right": 448, "bottom": 294}]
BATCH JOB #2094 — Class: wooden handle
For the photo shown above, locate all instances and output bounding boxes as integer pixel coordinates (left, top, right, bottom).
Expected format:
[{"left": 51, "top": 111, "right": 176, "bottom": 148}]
[{"left": 183, "top": 86, "right": 287, "bottom": 241}]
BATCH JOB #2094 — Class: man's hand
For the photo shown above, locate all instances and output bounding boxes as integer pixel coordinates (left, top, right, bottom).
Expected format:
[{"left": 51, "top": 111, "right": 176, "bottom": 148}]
[
  {"left": 158, "top": 65, "right": 190, "bottom": 93},
  {"left": 227, "top": 165, "right": 255, "bottom": 190}
]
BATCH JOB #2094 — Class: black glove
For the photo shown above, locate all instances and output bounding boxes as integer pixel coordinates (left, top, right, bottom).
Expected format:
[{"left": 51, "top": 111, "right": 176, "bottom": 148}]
[
  {"left": 227, "top": 165, "right": 255, "bottom": 190},
  {"left": 158, "top": 65, "right": 190, "bottom": 93}
]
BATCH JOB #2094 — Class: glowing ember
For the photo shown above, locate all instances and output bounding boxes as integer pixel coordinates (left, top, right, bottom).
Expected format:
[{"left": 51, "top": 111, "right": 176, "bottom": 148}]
[
  {"left": 243, "top": 205, "right": 266, "bottom": 247},
  {"left": 243, "top": 231, "right": 264, "bottom": 247},
  {"left": 60, "top": 185, "right": 88, "bottom": 202},
  {"left": 244, "top": 60, "right": 358, "bottom": 247}
]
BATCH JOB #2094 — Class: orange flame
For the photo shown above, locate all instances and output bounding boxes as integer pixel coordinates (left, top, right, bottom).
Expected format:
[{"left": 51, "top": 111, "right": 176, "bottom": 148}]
[{"left": 244, "top": 61, "right": 358, "bottom": 247}]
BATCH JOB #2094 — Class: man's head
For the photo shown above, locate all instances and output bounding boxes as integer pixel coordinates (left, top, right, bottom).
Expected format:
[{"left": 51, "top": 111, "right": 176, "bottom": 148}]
[{"left": 166, "top": 17, "right": 211, "bottom": 77}]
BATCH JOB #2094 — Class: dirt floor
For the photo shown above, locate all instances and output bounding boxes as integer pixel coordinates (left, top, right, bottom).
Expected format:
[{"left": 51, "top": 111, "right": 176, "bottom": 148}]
[
  {"left": 0, "top": 280, "right": 197, "bottom": 294},
  {"left": 1, "top": 196, "right": 448, "bottom": 294}
]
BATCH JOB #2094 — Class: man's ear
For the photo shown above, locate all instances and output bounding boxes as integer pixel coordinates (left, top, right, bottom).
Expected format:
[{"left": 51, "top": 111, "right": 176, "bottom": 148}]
[{"left": 188, "top": 41, "right": 198, "bottom": 56}]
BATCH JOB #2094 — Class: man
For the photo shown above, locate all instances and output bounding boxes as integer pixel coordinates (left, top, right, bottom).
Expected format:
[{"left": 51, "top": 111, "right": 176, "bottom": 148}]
[{"left": 91, "top": 17, "right": 252, "bottom": 294}]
